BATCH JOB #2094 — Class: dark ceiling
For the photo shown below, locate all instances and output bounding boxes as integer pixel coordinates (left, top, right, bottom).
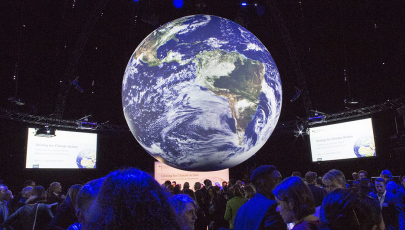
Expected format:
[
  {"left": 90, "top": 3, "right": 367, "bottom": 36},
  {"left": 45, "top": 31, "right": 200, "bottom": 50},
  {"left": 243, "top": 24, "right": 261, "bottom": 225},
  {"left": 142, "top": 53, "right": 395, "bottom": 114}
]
[{"left": 2, "top": 0, "right": 404, "bottom": 126}]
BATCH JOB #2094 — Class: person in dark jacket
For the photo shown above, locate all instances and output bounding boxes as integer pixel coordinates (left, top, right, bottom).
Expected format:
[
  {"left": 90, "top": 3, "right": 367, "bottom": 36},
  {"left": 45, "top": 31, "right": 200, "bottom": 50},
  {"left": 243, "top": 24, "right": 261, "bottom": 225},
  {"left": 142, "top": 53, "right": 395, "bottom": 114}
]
[
  {"left": 372, "top": 178, "right": 405, "bottom": 230},
  {"left": 46, "top": 182, "right": 65, "bottom": 215},
  {"left": 194, "top": 182, "right": 207, "bottom": 230},
  {"left": 234, "top": 165, "right": 287, "bottom": 230},
  {"left": 381, "top": 170, "right": 398, "bottom": 195},
  {"left": 2, "top": 186, "right": 54, "bottom": 230},
  {"left": 49, "top": 184, "right": 82, "bottom": 230},
  {"left": 397, "top": 176, "right": 405, "bottom": 206},
  {"left": 8, "top": 186, "right": 33, "bottom": 215},
  {"left": 305, "top": 172, "right": 327, "bottom": 207}
]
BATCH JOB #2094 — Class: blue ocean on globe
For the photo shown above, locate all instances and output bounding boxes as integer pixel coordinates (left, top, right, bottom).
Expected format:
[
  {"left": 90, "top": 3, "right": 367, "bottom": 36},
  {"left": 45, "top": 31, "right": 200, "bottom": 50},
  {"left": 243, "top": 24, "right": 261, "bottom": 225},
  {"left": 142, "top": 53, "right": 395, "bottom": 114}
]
[
  {"left": 122, "top": 15, "right": 282, "bottom": 171},
  {"left": 353, "top": 136, "right": 376, "bottom": 157}
]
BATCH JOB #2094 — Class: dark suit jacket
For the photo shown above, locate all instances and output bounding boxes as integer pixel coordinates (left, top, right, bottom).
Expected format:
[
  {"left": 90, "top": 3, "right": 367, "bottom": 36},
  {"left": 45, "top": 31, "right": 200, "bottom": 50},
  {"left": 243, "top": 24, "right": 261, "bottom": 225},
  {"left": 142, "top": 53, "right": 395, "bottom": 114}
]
[
  {"left": 46, "top": 193, "right": 64, "bottom": 215},
  {"left": 307, "top": 184, "right": 327, "bottom": 207},
  {"left": 234, "top": 193, "right": 286, "bottom": 230},
  {"left": 396, "top": 186, "right": 405, "bottom": 207},
  {"left": 373, "top": 192, "right": 405, "bottom": 230},
  {"left": 2, "top": 203, "right": 54, "bottom": 230}
]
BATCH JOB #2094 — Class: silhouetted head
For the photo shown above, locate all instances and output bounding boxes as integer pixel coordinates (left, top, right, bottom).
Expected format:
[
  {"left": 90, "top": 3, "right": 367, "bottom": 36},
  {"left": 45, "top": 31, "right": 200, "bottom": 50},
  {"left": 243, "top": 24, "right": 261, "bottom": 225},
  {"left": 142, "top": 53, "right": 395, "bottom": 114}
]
[
  {"left": 64, "top": 184, "right": 83, "bottom": 211},
  {"left": 48, "top": 182, "right": 62, "bottom": 195},
  {"left": 174, "top": 185, "right": 181, "bottom": 195},
  {"left": 203, "top": 179, "right": 212, "bottom": 187},
  {"left": 273, "top": 176, "right": 316, "bottom": 223},
  {"left": 358, "top": 170, "right": 368, "bottom": 179},
  {"left": 21, "top": 186, "right": 33, "bottom": 199},
  {"left": 323, "top": 169, "right": 346, "bottom": 193},
  {"left": 0, "top": 185, "right": 8, "bottom": 201},
  {"left": 244, "top": 184, "right": 256, "bottom": 199},
  {"left": 232, "top": 185, "right": 243, "bottom": 197},
  {"left": 194, "top": 182, "right": 201, "bottom": 191},
  {"left": 84, "top": 168, "right": 180, "bottom": 230},
  {"left": 292, "top": 171, "right": 302, "bottom": 178},
  {"left": 183, "top": 182, "right": 190, "bottom": 190},
  {"left": 27, "top": 186, "right": 47, "bottom": 204},
  {"left": 77, "top": 178, "right": 104, "bottom": 226},
  {"left": 380, "top": 170, "right": 392, "bottom": 182},
  {"left": 251, "top": 165, "right": 281, "bottom": 198},
  {"left": 24, "top": 180, "right": 36, "bottom": 188},
  {"left": 320, "top": 189, "right": 384, "bottom": 230},
  {"left": 305, "top": 171, "right": 317, "bottom": 184}
]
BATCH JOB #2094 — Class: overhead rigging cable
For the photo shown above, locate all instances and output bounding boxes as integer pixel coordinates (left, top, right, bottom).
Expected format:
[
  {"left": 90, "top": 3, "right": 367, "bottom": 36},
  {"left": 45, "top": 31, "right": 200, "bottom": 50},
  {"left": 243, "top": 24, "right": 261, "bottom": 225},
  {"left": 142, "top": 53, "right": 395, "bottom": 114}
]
[
  {"left": 340, "top": 1, "right": 351, "bottom": 99},
  {"left": 14, "top": 0, "right": 24, "bottom": 99}
]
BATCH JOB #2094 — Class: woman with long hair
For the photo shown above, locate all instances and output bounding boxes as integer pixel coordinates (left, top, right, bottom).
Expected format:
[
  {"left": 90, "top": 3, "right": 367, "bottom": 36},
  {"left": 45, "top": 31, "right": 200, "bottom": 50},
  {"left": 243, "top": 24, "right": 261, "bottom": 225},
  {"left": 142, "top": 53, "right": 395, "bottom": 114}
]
[
  {"left": 319, "top": 189, "right": 384, "bottom": 230},
  {"left": 1, "top": 186, "right": 54, "bottom": 230},
  {"left": 49, "top": 184, "right": 82, "bottom": 230},
  {"left": 273, "top": 176, "right": 319, "bottom": 230},
  {"left": 207, "top": 186, "right": 228, "bottom": 230}
]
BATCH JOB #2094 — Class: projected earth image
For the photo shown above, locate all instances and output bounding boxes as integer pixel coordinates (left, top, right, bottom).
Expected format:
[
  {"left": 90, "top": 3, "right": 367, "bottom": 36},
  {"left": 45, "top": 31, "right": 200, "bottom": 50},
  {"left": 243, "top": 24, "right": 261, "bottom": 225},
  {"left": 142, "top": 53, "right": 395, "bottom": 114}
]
[
  {"left": 76, "top": 149, "right": 96, "bottom": 168},
  {"left": 122, "top": 15, "right": 282, "bottom": 171},
  {"left": 353, "top": 136, "right": 376, "bottom": 157}
]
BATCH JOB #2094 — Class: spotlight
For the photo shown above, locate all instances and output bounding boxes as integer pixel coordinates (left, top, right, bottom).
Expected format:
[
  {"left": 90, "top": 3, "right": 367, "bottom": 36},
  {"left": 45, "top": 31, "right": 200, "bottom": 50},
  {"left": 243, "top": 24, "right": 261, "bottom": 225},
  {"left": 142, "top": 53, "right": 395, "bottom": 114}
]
[
  {"left": 35, "top": 125, "right": 56, "bottom": 137},
  {"left": 241, "top": 2, "right": 247, "bottom": 6},
  {"left": 294, "top": 124, "right": 307, "bottom": 137}
]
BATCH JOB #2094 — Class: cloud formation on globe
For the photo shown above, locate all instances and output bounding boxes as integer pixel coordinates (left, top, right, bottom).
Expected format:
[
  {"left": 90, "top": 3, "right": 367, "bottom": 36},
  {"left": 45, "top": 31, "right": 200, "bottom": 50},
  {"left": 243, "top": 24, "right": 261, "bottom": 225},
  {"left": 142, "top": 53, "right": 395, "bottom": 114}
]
[{"left": 122, "top": 15, "right": 282, "bottom": 171}]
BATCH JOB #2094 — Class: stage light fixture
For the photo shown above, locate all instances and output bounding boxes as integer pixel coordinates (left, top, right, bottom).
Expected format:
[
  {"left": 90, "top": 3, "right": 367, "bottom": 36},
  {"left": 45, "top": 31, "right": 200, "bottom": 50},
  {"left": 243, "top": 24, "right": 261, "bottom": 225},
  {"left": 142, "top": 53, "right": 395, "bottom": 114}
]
[
  {"left": 290, "top": 88, "right": 301, "bottom": 102},
  {"left": 344, "top": 98, "right": 358, "bottom": 104},
  {"left": 35, "top": 125, "right": 56, "bottom": 137},
  {"left": 8, "top": 97, "right": 25, "bottom": 106},
  {"left": 78, "top": 121, "right": 98, "bottom": 130},
  {"left": 241, "top": 2, "right": 247, "bottom": 6}
]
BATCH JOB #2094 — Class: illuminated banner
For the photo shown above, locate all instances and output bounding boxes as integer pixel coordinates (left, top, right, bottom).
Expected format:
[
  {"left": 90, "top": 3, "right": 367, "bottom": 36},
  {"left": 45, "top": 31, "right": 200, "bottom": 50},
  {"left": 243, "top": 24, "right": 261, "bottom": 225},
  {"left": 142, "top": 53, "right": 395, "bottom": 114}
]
[
  {"left": 26, "top": 128, "right": 97, "bottom": 169},
  {"left": 309, "top": 118, "right": 376, "bottom": 162},
  {"left": 154, "top": 161, "right": 229, "bottom": 190}
]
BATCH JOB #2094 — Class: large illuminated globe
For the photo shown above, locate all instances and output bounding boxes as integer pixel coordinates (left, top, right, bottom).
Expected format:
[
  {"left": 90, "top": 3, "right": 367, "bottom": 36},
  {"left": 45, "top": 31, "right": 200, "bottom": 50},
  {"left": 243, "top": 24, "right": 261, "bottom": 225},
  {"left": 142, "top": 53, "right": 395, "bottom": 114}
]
[{"left": 122, "top": 15, "right": 282, "bottom": 171}]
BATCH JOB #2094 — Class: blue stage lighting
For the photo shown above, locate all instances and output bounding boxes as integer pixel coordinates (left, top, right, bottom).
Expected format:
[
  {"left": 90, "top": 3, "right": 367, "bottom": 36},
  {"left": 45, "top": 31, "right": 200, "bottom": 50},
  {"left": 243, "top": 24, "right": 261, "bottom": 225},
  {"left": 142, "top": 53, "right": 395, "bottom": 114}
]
[
  {"left": 173, "top": 0, "right": 184, "bottom": 8},
  {"left": 241, "top": 2, "right": 247, "bottom": 6},
  {"left": 133, "top": 0, "right": 139, "bottom": 2}
]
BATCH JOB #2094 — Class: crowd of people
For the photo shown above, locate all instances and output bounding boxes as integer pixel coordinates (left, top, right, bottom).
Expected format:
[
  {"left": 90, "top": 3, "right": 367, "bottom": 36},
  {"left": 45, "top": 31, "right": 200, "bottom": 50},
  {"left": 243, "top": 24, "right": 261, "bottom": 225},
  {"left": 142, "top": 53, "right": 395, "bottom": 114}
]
[{"left": 0, "top": 166, "right": 405, "bottom": 230}]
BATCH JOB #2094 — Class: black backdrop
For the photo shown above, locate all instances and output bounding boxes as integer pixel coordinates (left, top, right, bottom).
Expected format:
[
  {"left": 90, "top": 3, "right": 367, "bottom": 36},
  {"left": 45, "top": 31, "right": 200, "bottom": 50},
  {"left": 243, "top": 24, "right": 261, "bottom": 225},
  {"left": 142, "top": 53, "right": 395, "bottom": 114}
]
[{"left": 1, "top": 109, "right": 404, "bottom": 194}]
